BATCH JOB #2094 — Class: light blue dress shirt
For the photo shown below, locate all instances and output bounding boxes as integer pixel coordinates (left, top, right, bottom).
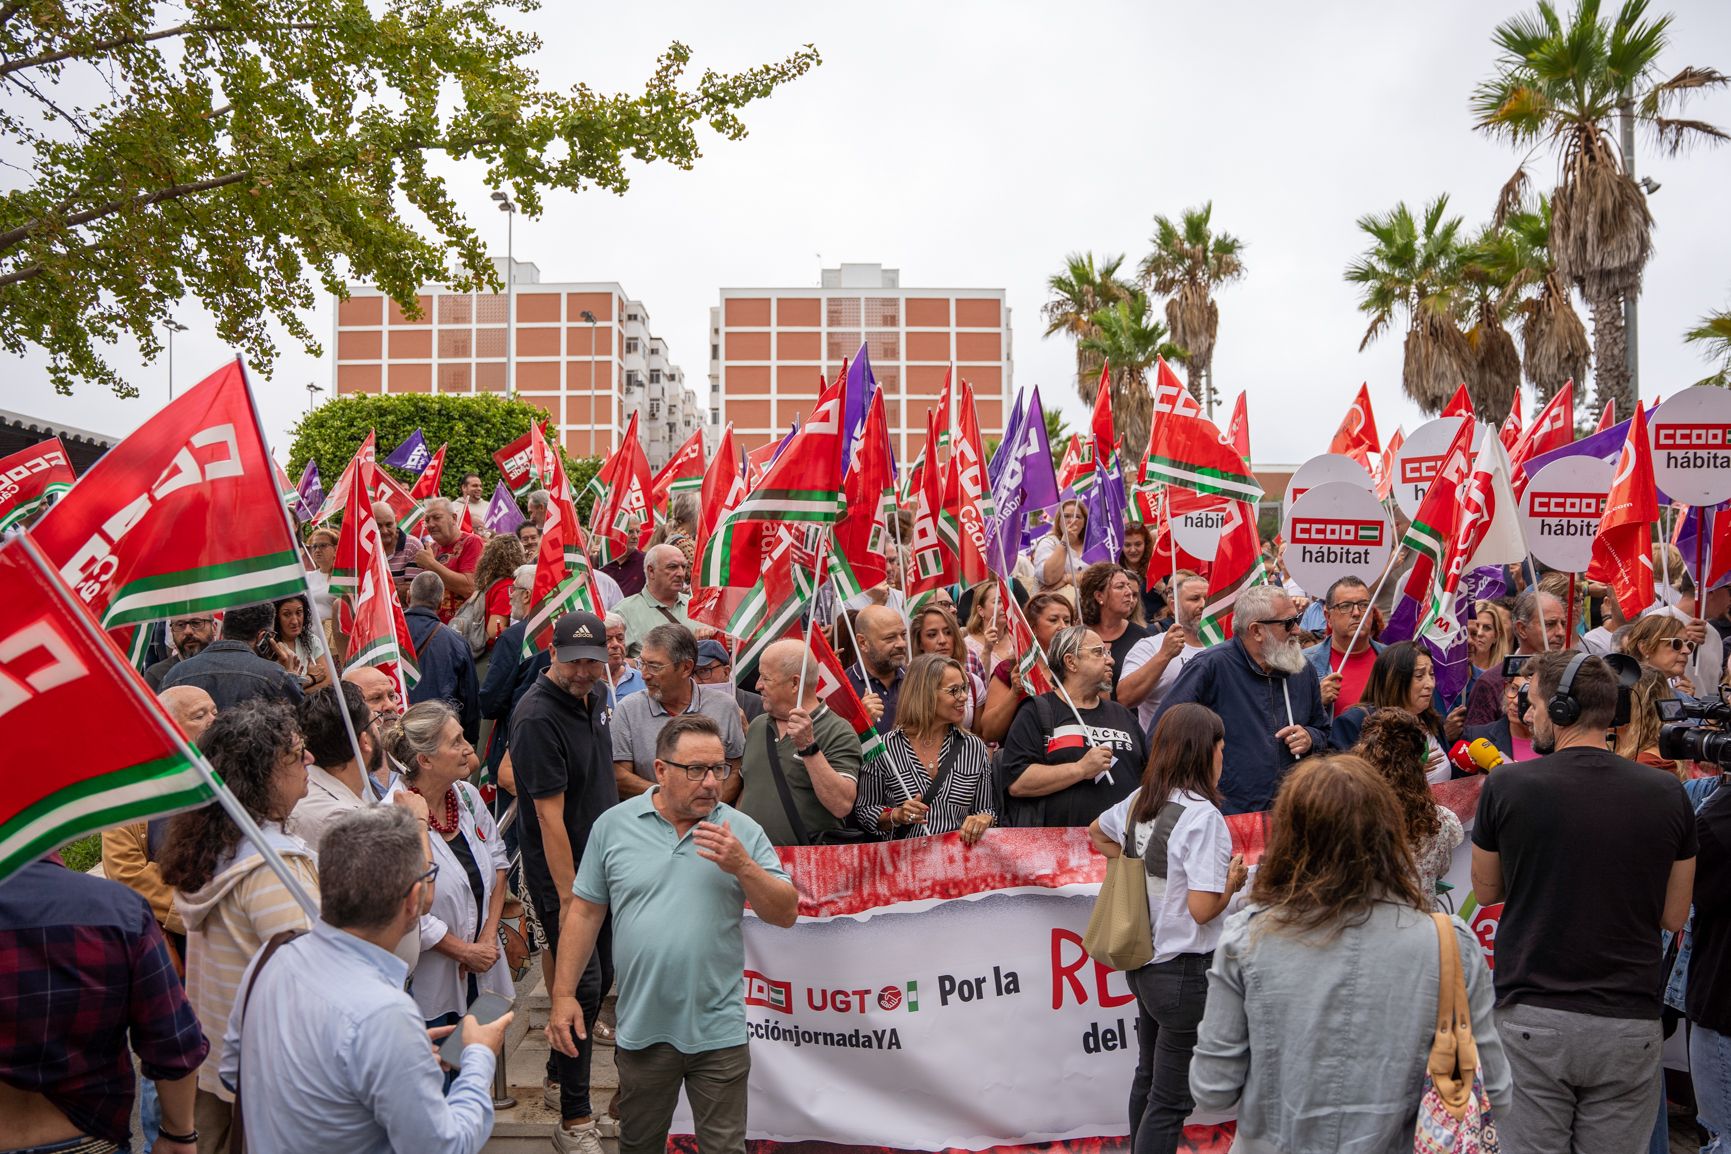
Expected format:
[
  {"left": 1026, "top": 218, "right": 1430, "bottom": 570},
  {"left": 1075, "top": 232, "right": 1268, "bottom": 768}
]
[{"left": 220, "top": 920, "right": 496, "bottom": 1154}]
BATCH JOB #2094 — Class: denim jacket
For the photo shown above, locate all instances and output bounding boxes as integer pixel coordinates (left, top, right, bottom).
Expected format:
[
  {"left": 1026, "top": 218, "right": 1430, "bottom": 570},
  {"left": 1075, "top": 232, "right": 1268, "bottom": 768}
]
[
  {"left": 1664, "top": 774, "right": 1724, "bottom": 1013},
  {"left": 1191, "top": 901, "right": 1512, "bottom": 1154}
]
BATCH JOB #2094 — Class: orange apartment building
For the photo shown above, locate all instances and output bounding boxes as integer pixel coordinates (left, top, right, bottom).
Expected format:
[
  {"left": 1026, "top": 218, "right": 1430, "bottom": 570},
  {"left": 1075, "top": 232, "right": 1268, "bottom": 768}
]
[
  {"left": 708, "top": 264, "right": 1013, "bottom": 460},
  {"left": 333, "top": 259, "right": 701, "bottom": 467}
]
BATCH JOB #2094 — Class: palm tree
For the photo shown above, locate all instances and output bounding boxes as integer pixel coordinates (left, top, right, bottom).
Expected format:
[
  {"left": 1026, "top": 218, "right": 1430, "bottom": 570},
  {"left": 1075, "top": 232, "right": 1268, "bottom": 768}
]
[
  {"left": 1042, "top": 252, "right": 1134, "bottom": 398},
  {"left": 1461, "top": 195, "right": 1591, "bottom": 406},
  {"left": 1344, "top": 195, "right": 1474, "bottom": 415},
  {"left": 1043, "top": 408, "right": 1073, "bottom": 475},
  {"left": 1685, "top": 305, "right": 1731, "bottom": 385},
  {"left": 1076, "top": 290, "right": 1184, "bottom": 460},
  {"left": 1138, "top": 202, "right": 1246, "bottom": 415},
  {"left": 1472, "top": 0, "right": 1727, "bottom": 419}
]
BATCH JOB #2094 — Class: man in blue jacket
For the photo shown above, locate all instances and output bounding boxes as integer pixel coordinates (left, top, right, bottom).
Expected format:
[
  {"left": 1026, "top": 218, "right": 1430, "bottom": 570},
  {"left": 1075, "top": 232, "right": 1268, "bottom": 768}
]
[
  {"left": 404, "top": 571, "right": 480, "bottom": 744},
  {"left": 1155, "top": 584, "right": 1333, "bottom": 814}
]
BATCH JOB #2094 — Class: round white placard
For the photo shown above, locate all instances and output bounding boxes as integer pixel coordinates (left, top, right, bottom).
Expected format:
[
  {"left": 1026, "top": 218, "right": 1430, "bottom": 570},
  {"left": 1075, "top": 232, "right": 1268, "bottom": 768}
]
[
  {"left": 1282, "top": 481, "right": 1396, "bottom": 598},
  {"left": 1282, "top": 453, "right": 1374, "bottom": 517},
  {"left": 1520, "top": 456, "right": 1614, "bottom": 572},
  {"left": 1392, "top": 417, "right": 1480, "bottom": 520},
  {"left": 1648, "top": 386, "right": 1731, "bottom": 506}
]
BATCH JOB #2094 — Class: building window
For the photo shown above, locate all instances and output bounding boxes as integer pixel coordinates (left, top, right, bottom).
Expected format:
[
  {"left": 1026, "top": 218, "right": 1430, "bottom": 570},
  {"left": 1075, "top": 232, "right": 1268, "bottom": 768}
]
[
  {"left": 865, "top": 331, "right": 900, "bottom": 361},
  {"left": 438, "top": 295, "right": 472, "bottom": 324},
  {"left": 627, "top": 311, "right": 642, "bottom": 322},
  {"left": 711, "top": 342, "right": 719, "bottom": 359},
  {"left": 826, "top": 331, "right": 862, "bottom": 362},
  {"left": 626, "top": 338, "right": 640, "bottom": 354},
  {"left": 865, "top": 297, "right": 901, "bottom": 327},
  {"left": 474, "top": 328, "right": 505, "bottom": 358},
  {"left": 649, "top": 370, "right": 662, "bottom": 384},
  {"left": 437, "top": 329, "right": 472, "bottom": 358},
  {"left": 438, "top": 363, "right": 471, "bottom": 392},
  {"left": 626, "top": 372, "right": 642, "bottom": 390},
  {"left": 474, "top": 296, "right": 506, "bottom": 323},
  {"left": 649, "top": 400, "right": 661, "bottom": 418},
  {"left": 825, "top": 297, "right": 861, "bottom": 328}
]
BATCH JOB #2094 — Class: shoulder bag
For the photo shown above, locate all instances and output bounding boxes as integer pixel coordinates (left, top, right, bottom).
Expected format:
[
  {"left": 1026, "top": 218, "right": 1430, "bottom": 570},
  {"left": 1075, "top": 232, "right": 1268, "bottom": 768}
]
[
  {"left": 1082, "top": 796, "right": 1186, "bottom": 971},
  {"left": 231, "top": 928, "right": 308, "bottom": 1154},
  {"left": 449, "top": 586, "right": 489, "bottom": 659},
  {"left": 762, "top": 722, "right": 871, "bottom": 845},
  {"left": 1414, "top": 912, "right": 1500, "bottom": 1153},
  {"left": 891, "top": 729, "right": 963, "bottom": 841}
]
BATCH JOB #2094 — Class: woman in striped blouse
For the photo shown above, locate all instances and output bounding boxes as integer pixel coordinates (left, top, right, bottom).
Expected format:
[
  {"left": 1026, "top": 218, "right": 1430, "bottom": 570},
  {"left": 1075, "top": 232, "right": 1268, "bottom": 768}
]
[{"left": 855, "top": 653, "right": 995, "bottom": 843}]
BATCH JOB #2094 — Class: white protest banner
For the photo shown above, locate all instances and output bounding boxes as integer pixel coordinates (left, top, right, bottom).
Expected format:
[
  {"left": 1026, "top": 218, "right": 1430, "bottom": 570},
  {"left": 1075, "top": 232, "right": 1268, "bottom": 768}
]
[
  {"left": 1172, "top": 495, "right": 1232, "bottom": 562},
  {"left": 673, "top": 829, "right": 1242, "bottom": 1153},
  {"left": 1520, "top": 456, "right": 1613, "bottom": 572},
  {"left": 1282, "top": 481, "right": 1395, "bottom": 597},
  {"left": 1649, "top": 386, "right": 1731, "bottom": 506},
  {"left": 1392, "top": 417, "right": 1480, "bottom": 520},
  {"left": 1281, "top": 452, "right": 1373, "bottom": 517}
]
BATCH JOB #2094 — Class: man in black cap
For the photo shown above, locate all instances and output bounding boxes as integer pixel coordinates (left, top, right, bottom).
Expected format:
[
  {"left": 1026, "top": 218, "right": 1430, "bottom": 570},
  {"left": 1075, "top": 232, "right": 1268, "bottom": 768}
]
[
  {"left": 693, "top": 637, "right": 764, "bottom": 724},
  {"left": 509, "top": 611, "right": 619, "bottom": 1151}
]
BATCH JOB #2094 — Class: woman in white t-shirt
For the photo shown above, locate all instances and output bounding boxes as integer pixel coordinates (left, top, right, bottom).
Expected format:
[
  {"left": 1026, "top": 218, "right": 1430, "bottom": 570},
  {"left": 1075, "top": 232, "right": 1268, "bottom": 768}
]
[
  {"left": 1088, "top": 703, "right": 1247, "bottom": 1154},
  {"left": 1032, "top": 499, "right": 1088, "bottom": 593}
]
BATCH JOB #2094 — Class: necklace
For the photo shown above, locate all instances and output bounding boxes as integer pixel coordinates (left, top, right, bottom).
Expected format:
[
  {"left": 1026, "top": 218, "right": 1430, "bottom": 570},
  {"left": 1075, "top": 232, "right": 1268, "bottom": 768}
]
[{"left": 411, "top": 785, "right": 460, "bottom": 834}]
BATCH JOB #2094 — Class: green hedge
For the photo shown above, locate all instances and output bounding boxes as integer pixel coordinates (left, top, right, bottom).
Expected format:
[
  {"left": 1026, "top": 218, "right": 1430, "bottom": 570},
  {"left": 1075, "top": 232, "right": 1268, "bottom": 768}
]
[{"left": 288, "top": 393, "right": 603, "bottom": 518}]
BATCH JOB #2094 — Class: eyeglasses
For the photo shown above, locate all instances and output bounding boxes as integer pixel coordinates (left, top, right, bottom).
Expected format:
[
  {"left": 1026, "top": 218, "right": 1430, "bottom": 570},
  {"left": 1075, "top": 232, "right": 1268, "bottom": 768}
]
[
  {"left": 169, "top": 617, "right": 214, "bottom": 631},
  {"left": 1257, "top": 616, "right": 1303, "bottom": 632},
  {"left": 939, "top": 684, "right": 970, "bottom": 699},
  {"left": 1665, "top": 638, "right": 1699, "bottom": 655},
  {"left": 661, "top": 759, "right": 734, "bottom": 782},
  {"left": 639, "top": 659, "right": 676, "bottom": 674},
  {"left": 1079, "top": 645, "right": 1109, "bottom": 657},
  {"left": 405, "top": 861, "right": 439, "bottom": 896},
  {"left": 1327, "top": 600, "right": 1370, "bottom": 615},
  {"left": 308, "top": 541, "right": 336, "bottom": 552}
]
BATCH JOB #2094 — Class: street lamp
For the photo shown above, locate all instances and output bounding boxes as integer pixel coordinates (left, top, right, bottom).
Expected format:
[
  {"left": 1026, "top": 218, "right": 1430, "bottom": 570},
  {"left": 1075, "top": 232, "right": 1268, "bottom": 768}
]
[
  {"left": 491, "top": 191, "right": 516, "bottom": 395},
  {"left": 164, "top": 318, "right": 186, "bottom": 400},
  {"left": 305, "top": 381, "right": 324, "bottom": 413},
  {"left": 581, "top": 309, "right": 597, "bottom": 456}
]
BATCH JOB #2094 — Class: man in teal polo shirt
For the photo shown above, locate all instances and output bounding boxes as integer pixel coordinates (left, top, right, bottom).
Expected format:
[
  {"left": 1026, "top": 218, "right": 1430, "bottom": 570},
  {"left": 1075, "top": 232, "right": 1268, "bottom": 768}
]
[{"left": 547, "top": 713, "right": 798, "bottom": 1154}]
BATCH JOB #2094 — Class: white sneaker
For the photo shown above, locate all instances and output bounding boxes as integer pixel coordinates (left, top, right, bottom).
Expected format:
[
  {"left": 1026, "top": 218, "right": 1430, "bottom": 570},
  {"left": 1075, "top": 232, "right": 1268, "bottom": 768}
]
[
  {"left": 552, "top": 1119, "right": 604, "bottom": 1154},
  {"left": 541, "top": 1079, "right": 559, "bottom": 1111}
]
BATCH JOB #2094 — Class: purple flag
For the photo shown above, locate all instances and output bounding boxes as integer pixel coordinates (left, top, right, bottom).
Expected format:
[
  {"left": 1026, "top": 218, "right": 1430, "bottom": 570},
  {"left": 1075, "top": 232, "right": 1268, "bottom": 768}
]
[
  {"left": 384, "top": 428, "right": 430, "bottom": 473},
  {"left": 482, "top": 481, "right": 525, "bottom": 535},
  {"left": 987, "top": 389, "right": 1026, "bottom": 491},
  {"left": 986, "top": 386, "right": 1060, "bottom": 574},
  {"left": 1081, "top": 453, "right": 1127, "bottom": 564},
  {"left": 1521, "top": 402, "right": 1671, "bottom": 504},
  {"left": 1674, "top": 503, "right": 1731, "bottom": 590},
  {"left": 294, "top": 459, "right": 322, "bottom": 521},
  {"left": 841, "top": 343, "right": 876, "bottom": 474}
]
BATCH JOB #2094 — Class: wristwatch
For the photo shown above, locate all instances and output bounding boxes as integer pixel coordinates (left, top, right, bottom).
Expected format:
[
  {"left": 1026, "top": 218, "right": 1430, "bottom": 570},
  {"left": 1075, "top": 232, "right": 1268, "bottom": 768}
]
[{"left": 796, "top": 741, "right": 821, "bottom": 758}]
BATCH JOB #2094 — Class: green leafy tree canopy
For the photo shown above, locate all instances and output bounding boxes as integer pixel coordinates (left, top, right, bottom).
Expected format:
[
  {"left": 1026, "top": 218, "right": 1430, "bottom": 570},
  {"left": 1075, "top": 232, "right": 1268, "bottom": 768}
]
[
  {"left": 0, "top": 2, "right": 820, "bottom": 396},
  {"left": 289, "top": 392, "right": 601, "bottom": 517}
]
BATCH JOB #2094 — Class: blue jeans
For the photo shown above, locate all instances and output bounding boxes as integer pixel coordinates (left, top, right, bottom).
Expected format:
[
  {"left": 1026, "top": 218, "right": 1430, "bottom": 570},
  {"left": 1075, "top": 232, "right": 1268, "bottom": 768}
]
[
  {"left": 1126, "top": 952, "right": 1211, "bottom": 1154},
  {"left": 1693, "top": 1024, "right": 1731, "bottom": 1153}
]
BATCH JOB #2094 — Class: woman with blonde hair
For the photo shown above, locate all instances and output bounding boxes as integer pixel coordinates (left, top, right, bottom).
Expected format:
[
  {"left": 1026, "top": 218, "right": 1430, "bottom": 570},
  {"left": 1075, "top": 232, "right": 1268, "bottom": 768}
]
[
  {"left": 1612, "top": 666, "right": 1681, "bottom": 776},
  {"left": 1465, "top": 599, "right": 1511, "bottom": 701},
  {"left": 1032, "top": 498, "right": 1088, "bottom": 594},
  {"left": 1618, "top": 613, "right": 1697, "bottom": 696},
  {"left": 911, "top": 604, "right": 986, "bottom": 731},
  {"left": 853, "top": 653, "right": 994, "bottom": 842},
  {"left": 1190, "top": 755, "right": 1511, "bottom": 1150},
  {"left": 962, "top": 580, "right": 1017, "bottom": 674}
]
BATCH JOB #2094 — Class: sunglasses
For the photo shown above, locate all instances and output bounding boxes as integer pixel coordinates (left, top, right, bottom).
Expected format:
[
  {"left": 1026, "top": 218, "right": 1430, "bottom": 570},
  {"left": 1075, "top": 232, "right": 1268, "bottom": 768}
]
[
  {"left": 1665, "top": 638, "right": 1699, "bottom": 655},
  {"left": 1257, "top": 616, "right": 1303, "bottom": 632}
]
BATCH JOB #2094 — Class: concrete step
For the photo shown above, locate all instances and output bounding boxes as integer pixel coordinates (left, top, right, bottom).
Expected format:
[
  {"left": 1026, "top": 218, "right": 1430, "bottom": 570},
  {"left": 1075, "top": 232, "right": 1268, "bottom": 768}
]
[{"left": 485, "top": 963, "right": 621, "bottom": 1154}]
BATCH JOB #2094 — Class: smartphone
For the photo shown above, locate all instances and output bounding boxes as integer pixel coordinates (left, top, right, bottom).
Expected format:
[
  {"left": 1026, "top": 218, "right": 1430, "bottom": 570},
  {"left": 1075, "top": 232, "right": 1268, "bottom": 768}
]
[
  {"left": 1501, "top": 654, "right": 1531, "bottom": 678},
  {"left": 439, "top": 990, "right": 514, "bottom": 1068}
]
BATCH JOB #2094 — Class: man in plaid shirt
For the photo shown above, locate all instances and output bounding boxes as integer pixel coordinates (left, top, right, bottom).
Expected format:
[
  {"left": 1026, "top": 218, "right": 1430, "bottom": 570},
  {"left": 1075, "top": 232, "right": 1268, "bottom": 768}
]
[{"left": 0, "top": 856, "right": 207, "bottom": 1153}]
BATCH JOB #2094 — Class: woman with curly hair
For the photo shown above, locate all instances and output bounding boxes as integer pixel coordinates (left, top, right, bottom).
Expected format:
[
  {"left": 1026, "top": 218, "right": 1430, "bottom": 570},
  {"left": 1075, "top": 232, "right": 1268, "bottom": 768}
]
[
  {"left": 1190, "top": 755, "right": 1510, "bottom": 1151},
  {"left": 1354, "top": 708, "right": 1464, "bottom": 899},
  {"left": 471, "top": 532, "right": 525, "bottom": 649},
  {"left": 161, "top": 699, "right": 319, "bottom": 1148}
]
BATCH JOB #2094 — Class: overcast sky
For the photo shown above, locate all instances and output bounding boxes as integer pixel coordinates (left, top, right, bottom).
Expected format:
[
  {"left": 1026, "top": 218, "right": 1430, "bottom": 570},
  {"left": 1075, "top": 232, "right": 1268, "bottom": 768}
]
[{"left": 13, "top": 0, "right": 1731, "bottom": 466}]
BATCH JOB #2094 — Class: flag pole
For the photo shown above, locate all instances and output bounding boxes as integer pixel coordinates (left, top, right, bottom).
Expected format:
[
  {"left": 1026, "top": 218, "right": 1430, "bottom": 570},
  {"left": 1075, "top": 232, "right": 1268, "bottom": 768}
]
[
  {"left": 1337, "top": 559, "right": 1396, "bottom": 675},
  {"left": 835, "top": 595, "right": 872, "bottom": 685},
  {"left": 22, "top": 532, "right": 322, "bottom": 921},
  {"left": 795, "top": 530, "right": 831, "bottom": 707},
  {"left": 238, "top": 359, "right": 372, "bottom": 790}
]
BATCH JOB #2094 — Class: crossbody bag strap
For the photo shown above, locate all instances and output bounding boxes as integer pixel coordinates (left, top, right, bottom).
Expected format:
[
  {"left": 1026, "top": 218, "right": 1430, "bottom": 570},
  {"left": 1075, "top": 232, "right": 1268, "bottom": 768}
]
[
  {"left": 1140, "top": 801, "right": 1188, "bottom": 879},
  {"left": 232, "top": 928, "right": 307, "bottom": 1154},
  {"left": 762, "top": 722, "right": 813, "bottom": 847},
  {"left": 918, "top": 728, "right": 963, "bottom": 808}
]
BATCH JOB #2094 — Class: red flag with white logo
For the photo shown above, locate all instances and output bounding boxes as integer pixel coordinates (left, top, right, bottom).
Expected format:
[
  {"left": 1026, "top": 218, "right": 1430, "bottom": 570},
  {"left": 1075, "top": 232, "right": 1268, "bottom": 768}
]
[
  {"left": 650, "top": 428, "right": 708, "bottom": 511},
  {"left": 1499, "top": 393, "right": 1523, "bottom": 454},
  {"left": 332, "top": 446, "right": 419, "bottom": 694},
  {"left": 1328, "top": 383, "right": 1381, "bottom": 471},
  {"left": 1441, "top": 384, "right": 1475, "bottom": 418},
  {"left": 0, "top": 437, "right": 77, "bottom": 533},
  {"left": 1511, "top": 382, "right": 1576, "bottom": 495},
  {"left": 1597, "top": 398, "right": 1617, "bottom": 433},
  {"left": 1588, "top": 405, "right": 1659, "bottom": 619},
  {"left": 409, "top": 443, "right": 448, "bottom": 501},
  {"left": 586, "top": 410, "right": 655, "bottom": 566},
  {"left": 1226, "top": 392, "right": 1252, "bottom": 462}
]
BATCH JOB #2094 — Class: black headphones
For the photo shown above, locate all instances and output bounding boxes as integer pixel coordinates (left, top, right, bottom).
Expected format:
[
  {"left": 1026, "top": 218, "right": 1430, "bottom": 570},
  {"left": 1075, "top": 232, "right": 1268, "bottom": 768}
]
[{"left": 1546, "top": 652, "right": 1592, "bottom": 726}]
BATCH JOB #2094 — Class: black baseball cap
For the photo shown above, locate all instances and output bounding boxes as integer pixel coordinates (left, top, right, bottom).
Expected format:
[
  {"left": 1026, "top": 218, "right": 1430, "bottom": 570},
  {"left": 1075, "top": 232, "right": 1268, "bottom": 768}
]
[{"left": 552, "top": 611, "right": 607, "bottom": 662}]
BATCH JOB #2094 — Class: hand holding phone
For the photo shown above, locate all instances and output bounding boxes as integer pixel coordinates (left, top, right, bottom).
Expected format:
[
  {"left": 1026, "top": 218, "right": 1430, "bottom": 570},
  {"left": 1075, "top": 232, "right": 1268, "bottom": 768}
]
[{"left": 438, "top": 991, "right": 514, "bottom": 1068}]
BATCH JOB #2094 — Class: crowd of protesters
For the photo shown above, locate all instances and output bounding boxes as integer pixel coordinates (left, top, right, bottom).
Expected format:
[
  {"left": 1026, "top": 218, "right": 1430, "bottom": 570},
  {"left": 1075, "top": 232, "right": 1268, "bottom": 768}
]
[{"left": 3, "top": 494, "right": 1729, "bottom": 1154}]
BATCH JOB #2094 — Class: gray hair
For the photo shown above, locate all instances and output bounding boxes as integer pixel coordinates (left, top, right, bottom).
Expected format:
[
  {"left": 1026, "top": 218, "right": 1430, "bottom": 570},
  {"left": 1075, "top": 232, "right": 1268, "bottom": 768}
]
[
  {"left": 513, "top": 563, "right": 536, "bottom": 592},
  {"left": 604, "top": 611, "right": 627, "bottom": 633},
  {"left": 644, "top": 542, "right": 684, "bottom": 572},
  {"left": 527, "top": 489, "right": 551, "bottom": 513},
  {"left": 407, "top": 571, "right": 444, "bottom": 608},
  {"left": 370, "top": 500, "right": 397, "bottom": 523},
  {"left": 318, "top": 806, "right": 425, "bottom": 930},
  {"left": 668, "top": 492, "right": 699, "bottom": 529},
  {"left": 1231, "top": 584, "right": 1288, "bottom": 638},
  {"left": 1046, "top": 625, "right": 1092, "bottom": 680},
  {"left": 383, "top": 699, "right": 456, "bottom": 783},
  {"left": 1513, "top": 587, "right": 1557, "bottom": 628},
  {"left": 643, "top": 623, "right": 697, "bottom": 668},
  {"left": 762, "top": 638, "right": 817, "bottom": 687}
]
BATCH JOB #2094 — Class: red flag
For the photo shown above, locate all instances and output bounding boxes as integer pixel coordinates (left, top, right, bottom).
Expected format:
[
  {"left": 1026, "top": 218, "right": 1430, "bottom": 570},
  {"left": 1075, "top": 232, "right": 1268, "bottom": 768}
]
[
  {"left": 909, "top": 408, "right": 954, "bottom": 598},
  {"left": 315, "top": 435, "right": 418, "bottom": 527},
  {"left": 1441, "top": 384, "right": 1475, "bottom": 418},
  {"left": 586, "top": 411, "right": 655, "bottom": 566},
  {"left": 1196, "top": 502, "right": 1265, "bottom": 644},
  {"left": 493, "top": 429, "right": 539, "bottom": 499},
  {"left": 1597, "top": 397, "right": 1617, "bottom": 433},
  {"left": 832, "top": 391, "right": 894, "bottom": 599},
  {"left": 1143, "top": 409, "right": 1263, "bottom": 504},
  {"left": 1056, "top": 434, "right": 1089, "bottom": 491},
  {"left": 809, "top": 628, "right": 888, "bottom": 765},
  {"left": 944, "top": 379, "right": 995, "bottom": 586},
  {"left": 0, "top": 533, "right": 222, "bottom": 882},
  {"left": 1376, "top": 427, "right": 1406, "bottom": 502},
  {"left": 33, "top": 361, "right": 306, "bottom": 630},
  {"left": 1090, "top": 363, "right": 1115, "bottom": 465},
  {"left": 695, "top": 424, "right": 744, "bottom": 567},
  {"left": 409, "top": 443, "right": 447, "bottom": 501},
  {"left": 1588, "top": 404, "right": 1659, "bottom": 619},
  {"left": 1511, "top": 382, "right": 1576, "bottom": 495},
  {"left": 1151, "top": 358, "right": 1203, "bottom": 420},
  {"left": 1146, "top": 487, "right": 1215, "bottom": 586},
  {"left": 333, "top": 444, "right": 418, "bottom": 695},
  {"left": 521, "top": 423, "right": 605, "bottom": 656},
  {"left": 0, "top": 437, "right": 77, "bottom": 533},
  {"left": 1396, "top": 418, "right": 1476, "bottom": 610},
  {"left": 1499, "top": 392, "right": 1523, "bottom": 453},
  {"left": 649, "top": 428, "right": 708, "bottom": 511},
  {"left": 998, "top": 575, "right": 1055, "bottom": 696},
  {"left": 1328, "top": 383, "right": 1382, "bottom": 466},
  {"left": 1226, "top": 392, "right": 1251, "bottom": 462}
]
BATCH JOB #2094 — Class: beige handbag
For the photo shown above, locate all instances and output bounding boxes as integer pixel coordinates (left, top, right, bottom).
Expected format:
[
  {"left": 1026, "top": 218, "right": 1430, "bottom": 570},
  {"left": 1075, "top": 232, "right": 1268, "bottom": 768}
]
[
  {"left": 1082, "top": 825, "right": 1155, "bottom": 972},
  {"left": 1414, "top": 912, "right": 1499, "bottom": 1152}
]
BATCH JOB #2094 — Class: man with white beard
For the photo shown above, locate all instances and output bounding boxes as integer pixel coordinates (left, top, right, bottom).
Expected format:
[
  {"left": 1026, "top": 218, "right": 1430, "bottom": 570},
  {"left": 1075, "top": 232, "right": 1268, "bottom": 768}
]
[{"left": 1153, "top": 584, "right": 1333, "bottom": 814}]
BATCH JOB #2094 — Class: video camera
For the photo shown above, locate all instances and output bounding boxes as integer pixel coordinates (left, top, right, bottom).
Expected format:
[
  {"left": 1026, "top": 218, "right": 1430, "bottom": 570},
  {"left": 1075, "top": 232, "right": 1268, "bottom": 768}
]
[{"left": 1657, "top": 696, "right": 1731, "bottom": 768}]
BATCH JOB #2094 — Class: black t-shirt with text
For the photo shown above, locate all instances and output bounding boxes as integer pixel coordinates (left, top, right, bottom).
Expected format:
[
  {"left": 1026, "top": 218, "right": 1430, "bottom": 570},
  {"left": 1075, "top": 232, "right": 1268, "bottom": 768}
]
[
  {"left": 1000, "top": 692, "right": 1145, "bottom": 828},
  {"left": 1473, "top": 745, "right": 1697, "bottom": 1019}
]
